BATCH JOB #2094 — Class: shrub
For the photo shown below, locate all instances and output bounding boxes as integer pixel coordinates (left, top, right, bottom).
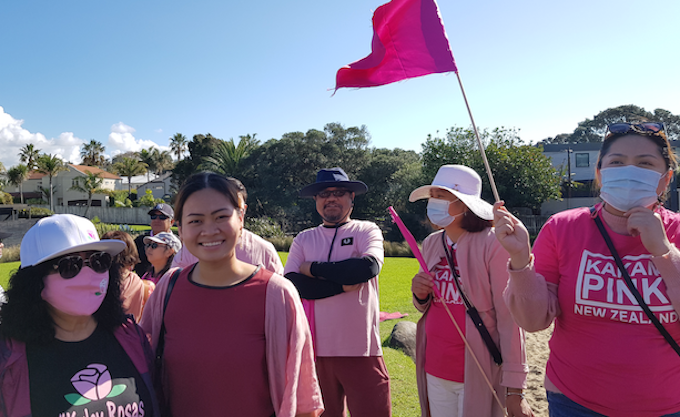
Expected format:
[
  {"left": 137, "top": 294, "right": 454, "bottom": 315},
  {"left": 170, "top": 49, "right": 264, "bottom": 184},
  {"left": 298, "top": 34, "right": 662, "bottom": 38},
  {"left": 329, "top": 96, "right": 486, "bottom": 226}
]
[
  {"left": 383, "top": 241, "right": 415, "bottom": 258},
  {"left": 0, "top": 245, "right": 20, "bottom": 263},
  {"left": 0, "top": 192, "right": 13, "bottom": 205},
  {"left": 246, "top": 217, "right": 285, "bottom": 238},
  {"left": 266, "top": 236, "right": 294, "bottom": 252},
  {"left": 94, "top": 223, "right": 136, "bottom": 238},
  {"left": 26, "top": 198, "right": 46, "bottom": 205},
  {"left": 18, "top": 207, "right": 53, "bottom": 218}
]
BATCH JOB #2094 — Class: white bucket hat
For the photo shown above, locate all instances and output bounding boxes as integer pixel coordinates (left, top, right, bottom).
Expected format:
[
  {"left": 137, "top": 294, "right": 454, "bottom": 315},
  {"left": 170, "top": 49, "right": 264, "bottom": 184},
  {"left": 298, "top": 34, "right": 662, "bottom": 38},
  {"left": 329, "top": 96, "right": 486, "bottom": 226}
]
[
  {"left": 21, "top": 214, "right": 126, "bottom": 268},
  {"left": 144, "top": 232, "right": 182, "bottom": 254},
  {"left": 409, "top": 165, "right": 494, "bottom": 220}
]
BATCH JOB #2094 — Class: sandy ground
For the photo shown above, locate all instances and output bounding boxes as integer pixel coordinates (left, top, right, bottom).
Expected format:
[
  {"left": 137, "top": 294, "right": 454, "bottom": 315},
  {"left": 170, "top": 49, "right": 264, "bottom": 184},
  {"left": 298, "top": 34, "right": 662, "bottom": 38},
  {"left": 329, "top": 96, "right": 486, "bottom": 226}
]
[{"left": 523, "top": 324, "right": 553, "bottom": 417}]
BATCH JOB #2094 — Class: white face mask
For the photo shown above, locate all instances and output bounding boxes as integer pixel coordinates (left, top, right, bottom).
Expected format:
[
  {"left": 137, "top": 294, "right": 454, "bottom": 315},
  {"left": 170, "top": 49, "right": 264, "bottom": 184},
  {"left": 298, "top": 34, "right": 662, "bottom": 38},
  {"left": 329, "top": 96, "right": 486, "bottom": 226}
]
[
  {"left": 427, "top": 198, "right": 464, "bottom": 227},
  {"left": 599, "top": 165, "right": 664, "bottom": 212}
]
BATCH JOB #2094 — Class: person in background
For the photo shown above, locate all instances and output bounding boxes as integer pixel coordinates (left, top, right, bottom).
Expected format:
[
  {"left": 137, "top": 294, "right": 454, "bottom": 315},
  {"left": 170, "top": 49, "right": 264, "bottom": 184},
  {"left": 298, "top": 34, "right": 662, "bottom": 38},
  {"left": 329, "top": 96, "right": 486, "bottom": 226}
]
[
  {"left": 172, "top": 177, "right": 284, "bottom": 275},
  {"left": 0, "top": 214, "right": 159, "bottom": 416},
  {"left": 284, "top": 167, "right": 390, "bottom": 417},
  {"left": 134, "top": 203, "right": 175, "bottom": 276},
  {"left": 0, "top": 231, "right": 11, "bottom": 304},
  {"left": 101, "top": 230, "right": 155, "bottom": 322},
  {"left": 140, "top": 172, "right": 322, "bottom": 416},
  {"left": 495, "top": 122, "right": 680, "bottom": 417},
  {"left": 141, "top": 232, "right": 181, "bottom": 285},
  {"left": 409, "top": 165, "right": 532, "bottom": 417}
]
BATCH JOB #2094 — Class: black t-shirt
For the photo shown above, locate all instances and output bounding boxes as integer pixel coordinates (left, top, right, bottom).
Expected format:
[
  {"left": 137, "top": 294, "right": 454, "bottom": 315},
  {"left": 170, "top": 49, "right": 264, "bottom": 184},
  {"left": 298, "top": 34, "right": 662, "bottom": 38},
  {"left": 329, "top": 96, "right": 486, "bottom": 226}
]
[{"left": 26, "top": 325, "right": 154, "bottom": 417}]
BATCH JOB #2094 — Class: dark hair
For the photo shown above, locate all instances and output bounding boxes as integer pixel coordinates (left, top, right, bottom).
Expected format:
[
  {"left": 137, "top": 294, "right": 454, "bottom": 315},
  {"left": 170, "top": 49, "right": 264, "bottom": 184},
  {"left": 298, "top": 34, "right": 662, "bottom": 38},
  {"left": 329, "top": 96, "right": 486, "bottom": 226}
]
[
  {"left": 175, "top": 172, "right": 246, "bottom": 225},
  {"left": 0, "top": 261, "right": 125, "bottom": 344},
  {"left": 101, "top": 230, "right": 139, "bottom": 272},
  {"left": 461, "top": 210, "right": 493, "bottom": 233}
]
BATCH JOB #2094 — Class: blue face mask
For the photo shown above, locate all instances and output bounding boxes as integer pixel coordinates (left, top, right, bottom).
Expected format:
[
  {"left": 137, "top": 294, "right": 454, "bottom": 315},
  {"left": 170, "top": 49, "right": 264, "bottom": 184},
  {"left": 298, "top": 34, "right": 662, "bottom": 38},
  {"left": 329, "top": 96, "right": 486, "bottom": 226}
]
[
  {"left": 599, "top": 165, "right": 664, "bottom": 212},
  {"left": 427, "top": 198, "right": 458, "bottom": 227}
]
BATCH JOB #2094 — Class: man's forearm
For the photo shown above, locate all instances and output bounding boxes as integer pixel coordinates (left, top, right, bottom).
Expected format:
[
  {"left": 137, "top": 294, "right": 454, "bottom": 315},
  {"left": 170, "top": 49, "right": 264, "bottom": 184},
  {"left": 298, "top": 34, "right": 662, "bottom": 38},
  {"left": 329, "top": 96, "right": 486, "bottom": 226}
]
[
  {"left": 309, "top": 256, "right": 380, "bottom": 285},
  {"left": 284, "top": 272, "right": 344, "bottom": 299}
]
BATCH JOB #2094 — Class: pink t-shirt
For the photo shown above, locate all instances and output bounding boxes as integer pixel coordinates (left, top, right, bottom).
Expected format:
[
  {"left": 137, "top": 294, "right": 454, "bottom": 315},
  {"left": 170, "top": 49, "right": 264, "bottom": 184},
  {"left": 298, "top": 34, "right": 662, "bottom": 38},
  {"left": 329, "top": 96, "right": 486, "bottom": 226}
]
[
  {"left": 534, "top": 206, "right": 680, "bottom": 417},
  {"left": 284, "top": 220, "right": 384, "bottom": 357},
  {"left": 424, "top": 247, "right": 466, "bottom": 382},
  {"left": 163, "top": 266, "right": 275, "bottom": 417}
]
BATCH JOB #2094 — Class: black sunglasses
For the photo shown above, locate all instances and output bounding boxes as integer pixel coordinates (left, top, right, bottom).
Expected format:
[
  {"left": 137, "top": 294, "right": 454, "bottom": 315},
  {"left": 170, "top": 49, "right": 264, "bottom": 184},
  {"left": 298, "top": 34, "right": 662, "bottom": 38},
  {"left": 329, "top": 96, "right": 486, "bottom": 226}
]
[
  {"left": 606, "top": 122, "right": 665, "bottom": 138},
  {"left": 144, "top": 242, "right": 165, "bottom": 250},
  {"left": 150, "top": 214, "right": 169, "bottom": 220},
  {"left": 50, "top": 252, "right": 112, "bottom": 279},
  {"left": 317, "top": 189, "right": 350, "bottom": 198}
]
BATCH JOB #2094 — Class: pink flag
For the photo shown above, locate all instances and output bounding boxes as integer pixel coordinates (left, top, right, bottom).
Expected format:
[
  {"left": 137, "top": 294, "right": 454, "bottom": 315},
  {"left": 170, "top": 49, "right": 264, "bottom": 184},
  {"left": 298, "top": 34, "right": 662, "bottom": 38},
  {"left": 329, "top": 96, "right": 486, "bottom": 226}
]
[{"left": 335, "top": 0, "right": 457, "bottom": 90}]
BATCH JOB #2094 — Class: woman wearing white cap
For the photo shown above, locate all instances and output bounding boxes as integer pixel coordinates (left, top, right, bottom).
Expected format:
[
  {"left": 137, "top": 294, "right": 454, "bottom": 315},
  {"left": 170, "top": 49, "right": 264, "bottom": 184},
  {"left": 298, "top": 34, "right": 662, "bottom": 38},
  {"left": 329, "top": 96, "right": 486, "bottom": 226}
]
[
  {"left": 141, "top": 232, "right": 181, "bottom": 285},
  {"left": 410, "top": 165, "right": 533, "bottom": 417},
  {"left": 0, "top": 214, "right": 159, "bottom": 417}
]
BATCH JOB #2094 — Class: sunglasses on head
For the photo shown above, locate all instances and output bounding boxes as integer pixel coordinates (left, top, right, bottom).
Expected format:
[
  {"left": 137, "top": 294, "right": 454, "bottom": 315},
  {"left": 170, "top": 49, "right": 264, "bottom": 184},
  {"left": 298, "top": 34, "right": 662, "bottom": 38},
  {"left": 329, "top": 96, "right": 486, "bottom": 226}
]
[
  {"left": 606, "top": 122, "right": 665, "bottom": 138},
  {"left": 144, "top": 242, "right": 165, "bottom": 250},
  {"left": 316, "top": 189, "right": 350, "bottom": 198},
  {"left": 150, "top": 214, "right": 169, "bottom": 220},
  {"left": 50, "top": 251, "right": 112, "bottom": 279}
]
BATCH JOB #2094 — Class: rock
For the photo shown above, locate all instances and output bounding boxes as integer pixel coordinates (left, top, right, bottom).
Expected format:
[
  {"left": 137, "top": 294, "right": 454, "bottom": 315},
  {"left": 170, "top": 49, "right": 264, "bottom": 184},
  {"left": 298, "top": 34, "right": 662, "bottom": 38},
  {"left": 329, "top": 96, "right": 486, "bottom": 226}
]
[{"left": 388, "top": 321, "right": 417, "bottom": 362}]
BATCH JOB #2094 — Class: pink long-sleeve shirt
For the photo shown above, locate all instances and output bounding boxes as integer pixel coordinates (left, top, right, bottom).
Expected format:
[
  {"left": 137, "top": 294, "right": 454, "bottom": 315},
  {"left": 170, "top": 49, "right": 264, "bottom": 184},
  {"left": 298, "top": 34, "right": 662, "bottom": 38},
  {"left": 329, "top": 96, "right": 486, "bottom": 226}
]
[
  {"left": 505, "top": 205, "right": 680, "bottom": 417},
  {"left": 415, "top": 228, "right": 529, "bottom": 417}
]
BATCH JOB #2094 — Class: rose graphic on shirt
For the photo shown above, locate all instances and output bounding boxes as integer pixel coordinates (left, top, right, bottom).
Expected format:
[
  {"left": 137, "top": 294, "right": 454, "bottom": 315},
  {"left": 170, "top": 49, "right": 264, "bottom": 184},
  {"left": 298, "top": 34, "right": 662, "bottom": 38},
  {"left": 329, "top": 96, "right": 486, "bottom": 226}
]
[{"left": 64, "top": 363, "right": 126, "bottom": 406}]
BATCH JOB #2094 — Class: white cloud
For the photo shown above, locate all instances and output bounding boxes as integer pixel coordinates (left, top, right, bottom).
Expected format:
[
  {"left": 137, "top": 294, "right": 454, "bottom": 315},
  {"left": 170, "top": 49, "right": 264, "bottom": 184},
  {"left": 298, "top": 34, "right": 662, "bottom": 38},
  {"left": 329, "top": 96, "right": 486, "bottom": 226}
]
[
  {"left": 155, "top": 128, "right": 163, "bottom": 133},
  {"left": 0, "top": 108, "right": 169, "bottom": 170},
  {"left": 107, "top": 122, "right": 168, "bottom": 156},
  {"left": 0, "top": 106, "right": 83, "bottom": 168}
]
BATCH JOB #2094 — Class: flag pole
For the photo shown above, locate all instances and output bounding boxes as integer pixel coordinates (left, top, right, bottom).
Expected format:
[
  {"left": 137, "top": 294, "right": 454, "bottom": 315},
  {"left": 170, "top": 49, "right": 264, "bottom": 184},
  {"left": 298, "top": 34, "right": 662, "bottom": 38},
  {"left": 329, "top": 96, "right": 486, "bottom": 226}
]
[
  {"left": 455, "top": 71, "right": 500, "bottom": 203},
  {"left": 388, "top": 207, "right": 508, "bottom": 415}
]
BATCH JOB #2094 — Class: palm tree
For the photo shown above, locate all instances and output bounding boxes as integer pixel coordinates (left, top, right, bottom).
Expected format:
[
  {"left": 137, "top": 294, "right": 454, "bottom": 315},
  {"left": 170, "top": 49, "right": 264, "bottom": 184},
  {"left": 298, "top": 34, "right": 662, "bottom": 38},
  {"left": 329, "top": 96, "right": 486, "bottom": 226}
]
[
  {"left": 7, "top": 164, "right": 30, "bottom": 204},
  {"left": 152, "top": 149, "right": 174, "bottom": 176},
  {"left": 36, "top": 154, "right": 68, "bottom": 212},
  {"left": 137, "top": 148, "right": 157, "bottom": 181},
  {"left": 70, "top": 171, "right": 106, "bottom": 217},
  {"left": 201, "top": 134, "right": 259, "bottom": 177},
  {"left": 112, "top": 157, "right": 148, "bottom": 198},
  {"left": 170, "top": 133, "right": 188, "bottom": 161},
  {"left": 19, "top": 144, "right": 41, "bottom": 170},
  {"left": 80, "top": 140, "right": 106, "bottom": 167}
]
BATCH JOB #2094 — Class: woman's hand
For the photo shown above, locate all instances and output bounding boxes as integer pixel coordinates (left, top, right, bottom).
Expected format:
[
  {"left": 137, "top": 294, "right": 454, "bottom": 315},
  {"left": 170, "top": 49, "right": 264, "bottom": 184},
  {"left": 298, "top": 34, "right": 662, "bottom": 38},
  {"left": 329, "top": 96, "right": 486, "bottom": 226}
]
[
  {"left": 626, "top": 207, "right": 672, "bottom": 256},
  {"left": 411, "top": 272, "right": 433, "bottom": 301},
  {"left": 505, "top": 394, "right": 534, "bottom": 417},
  {"left": 493, "top": 201, "right": 532, "bottom": 270}
]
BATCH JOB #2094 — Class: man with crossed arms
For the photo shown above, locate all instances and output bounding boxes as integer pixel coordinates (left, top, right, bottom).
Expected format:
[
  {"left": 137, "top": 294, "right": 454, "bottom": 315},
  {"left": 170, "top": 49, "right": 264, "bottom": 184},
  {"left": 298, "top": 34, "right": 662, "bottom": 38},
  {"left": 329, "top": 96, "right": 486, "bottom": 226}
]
[{"left": 284, "top": 167, "right": 391, "bottom": 417}]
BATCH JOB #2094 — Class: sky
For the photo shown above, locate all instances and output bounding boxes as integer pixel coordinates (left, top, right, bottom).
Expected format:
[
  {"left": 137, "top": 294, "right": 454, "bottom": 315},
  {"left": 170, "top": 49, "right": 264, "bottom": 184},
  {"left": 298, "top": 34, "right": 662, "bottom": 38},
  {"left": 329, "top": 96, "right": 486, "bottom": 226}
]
[{"left": 1, "top": 0, "right": 679, "bottom": 169}]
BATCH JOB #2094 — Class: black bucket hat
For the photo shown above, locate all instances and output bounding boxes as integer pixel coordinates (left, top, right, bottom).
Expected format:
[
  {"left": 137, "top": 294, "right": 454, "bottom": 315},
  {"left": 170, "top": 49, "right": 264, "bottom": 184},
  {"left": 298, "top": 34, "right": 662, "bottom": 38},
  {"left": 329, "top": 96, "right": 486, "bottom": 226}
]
[{"left": 299, "top": 167, "right": 368, "bottom": 198}]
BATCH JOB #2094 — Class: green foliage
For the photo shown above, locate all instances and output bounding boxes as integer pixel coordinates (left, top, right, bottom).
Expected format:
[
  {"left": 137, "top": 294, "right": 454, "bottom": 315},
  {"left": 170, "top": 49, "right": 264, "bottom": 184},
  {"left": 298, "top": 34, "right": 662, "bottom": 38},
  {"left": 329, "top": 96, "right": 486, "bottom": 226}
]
[
  {"left": 80, "top": 140, "right": 107, "bottom": 167},
  {"left": 137, "top": 189, "right": 165, "bottom": 207},
  {"left": 0, "top": 191, "right": 13, "bottom": 204},
  {"left": 421, "top": 127, "right": 561, "bottom": 211},
  {"left": 383, "top": 241, "right": 415, "bottom": 257},
  {"left": 18, "top": 207, "right": 53, "bottom": 218},
  {"left": 19, "top": 144, "right": 40, "bottom": 170},
  {"left": 266, "top": 236, "right": 294, "bottom": 252},
  {"left": 170, "top": 133, "right": 188, "bottom": 161},
  {"left": 245, "top": 216, "right": 285, "bottom": 238},
  {"left": 109, "top": 190, "right": 132, "bottom": 207},
  {"left": 70, "top": 171, "right": 106, "bottom": 216},
  {"left": 0, "top": 246, "right": 20, "bottom": 263},
  {"left": 171, "top": 133, "right": 222, "bottom": 192},
  {"left": 36, "top": 153, "right": 69, "bottom": 211},
  {"left": 201, "top": 134, "right": 260, "bottom": 178},
  {"left": 6, "top": 164, "right": 29, "bottom": 204},
  {"left": 112, "top": 157, "right": 148, "bottom": 197}
]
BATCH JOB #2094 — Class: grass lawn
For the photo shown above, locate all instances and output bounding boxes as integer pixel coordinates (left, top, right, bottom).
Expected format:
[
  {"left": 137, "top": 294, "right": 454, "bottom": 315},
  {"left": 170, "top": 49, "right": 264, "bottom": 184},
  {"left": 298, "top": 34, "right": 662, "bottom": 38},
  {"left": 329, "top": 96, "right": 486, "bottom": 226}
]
[{"left": 0, "top": 255, "right": 423, "bottom": 416}]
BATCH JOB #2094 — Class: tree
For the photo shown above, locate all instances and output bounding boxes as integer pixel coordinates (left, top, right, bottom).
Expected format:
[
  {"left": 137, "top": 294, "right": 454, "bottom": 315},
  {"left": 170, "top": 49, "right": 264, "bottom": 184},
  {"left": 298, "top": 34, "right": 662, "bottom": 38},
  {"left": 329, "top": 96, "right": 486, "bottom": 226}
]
[
  {"left": 541, "top": 105, "right": 680, "bottom": 143},
  {"left": 152, "top": 149, "right": 174, "bottom": 176},
  {"left": 242, "top": 123, "right": 371, "bottom": 231},
  {"left": 112, "top": 157, "right": 148, "bottom": 198},
  {"left": 36, "top": 154, "right": 68, "bottom": 212},
  {"left": 70, "top": 171, "right": 106, "bottom": 217},
  {"left": 171, "top": 133, "right": 222, "bottom": 191},
  {"left": 19, "top": 143, "right": 41, "bottom": 170},
  {"left": 137, "top": 148, "right": 157, "bottom": 181},
  {"left": 170, "top": 133, "right": 188, "bottom": 161},
  {"left": 201, "top": 134, "right": 260, "bottom": 177},
  {"left": 80, "top": 140, "right": 107, "bottom": 167},
  {"left": 7, "top": 164, "right": 30, "bottom": 204},
  {"left": 421, "top": 127, "right": 561, "bottom": 212}
]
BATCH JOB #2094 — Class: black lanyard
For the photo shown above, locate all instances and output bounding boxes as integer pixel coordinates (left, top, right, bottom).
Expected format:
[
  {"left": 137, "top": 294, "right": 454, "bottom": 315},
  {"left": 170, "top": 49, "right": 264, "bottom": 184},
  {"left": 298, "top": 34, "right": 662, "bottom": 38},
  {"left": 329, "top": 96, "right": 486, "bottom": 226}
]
[{"left": 441, "top": 232, "right": 503, "bottom": 365}]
